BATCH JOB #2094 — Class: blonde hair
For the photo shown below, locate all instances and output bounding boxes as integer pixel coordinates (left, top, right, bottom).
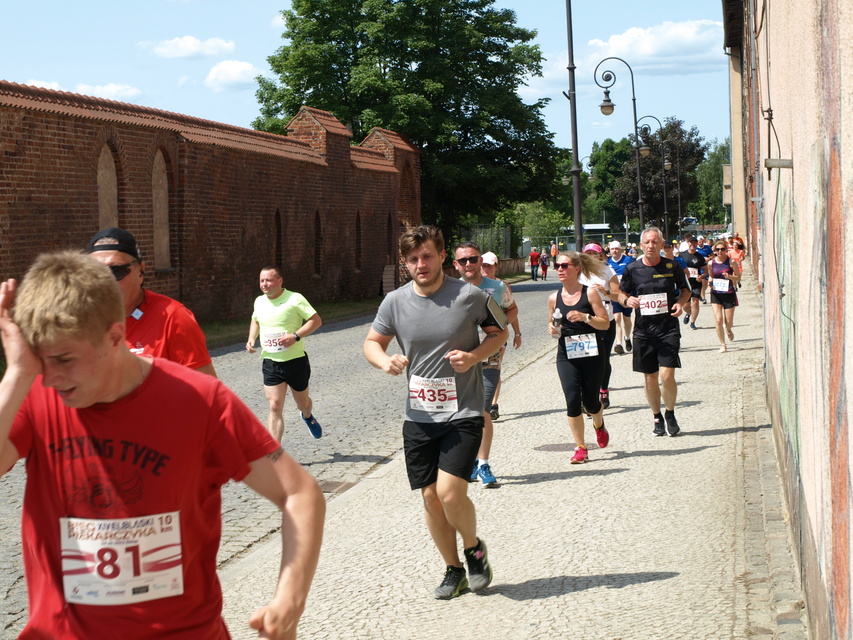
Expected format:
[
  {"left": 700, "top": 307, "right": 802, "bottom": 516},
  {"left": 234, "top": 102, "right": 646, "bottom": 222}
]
[
  {"left": 13, "top": 250, "right": 124, "bottom": 349},
  {"left": 557, "top": 251, "right": 605, "bottom": 280}
]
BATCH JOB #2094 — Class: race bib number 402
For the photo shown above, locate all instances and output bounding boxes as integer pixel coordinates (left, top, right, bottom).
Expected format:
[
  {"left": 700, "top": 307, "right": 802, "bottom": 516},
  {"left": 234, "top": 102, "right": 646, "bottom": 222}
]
[
  {"left": 60, "top": 511, "right": 183, "bottom": 606},
  {"left": 564, "top": 333, "right": 598, "bottom": 359},
  {"left": 639, "top": 292, "right": 669, "bottom": 316},
  {"left": 409, "top": 375, "right": 458, "bottom": 413}
]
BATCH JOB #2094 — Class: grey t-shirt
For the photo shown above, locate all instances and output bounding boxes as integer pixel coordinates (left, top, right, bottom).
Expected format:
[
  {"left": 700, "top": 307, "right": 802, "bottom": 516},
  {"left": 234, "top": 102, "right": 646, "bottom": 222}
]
[{"left": 372, "top": 276, "right": 491, "bottom": 423}]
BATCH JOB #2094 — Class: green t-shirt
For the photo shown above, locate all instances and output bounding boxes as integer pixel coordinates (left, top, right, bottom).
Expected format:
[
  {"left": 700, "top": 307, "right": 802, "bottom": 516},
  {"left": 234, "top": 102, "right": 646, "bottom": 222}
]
[{"left": 252, "top": 290, "right": 317, "bottom": 362}]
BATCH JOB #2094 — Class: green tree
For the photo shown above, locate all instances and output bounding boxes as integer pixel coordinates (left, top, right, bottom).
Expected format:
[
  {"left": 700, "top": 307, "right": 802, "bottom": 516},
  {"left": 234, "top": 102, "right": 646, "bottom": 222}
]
[
  {"left": 696, "top": 137, "right": 731, "bottom": 226},
  {"left": 585, "top": 137, "right": 634, "bottom": 229},
  {"left": 611, "top": 118, "right": 709, "bottom": 239},
  {"left": 255, "top": 0, "right": 558, "bottom": 232}
]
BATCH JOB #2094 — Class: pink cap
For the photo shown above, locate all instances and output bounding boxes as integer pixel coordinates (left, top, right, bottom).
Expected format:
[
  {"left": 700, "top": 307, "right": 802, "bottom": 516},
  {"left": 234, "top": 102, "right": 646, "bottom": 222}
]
[{"left": 582, "top": 243, "right": 603, "bottom": 253}]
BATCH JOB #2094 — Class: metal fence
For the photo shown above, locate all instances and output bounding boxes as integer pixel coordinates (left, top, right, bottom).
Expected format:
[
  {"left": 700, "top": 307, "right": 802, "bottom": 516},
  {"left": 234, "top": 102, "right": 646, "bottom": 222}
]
[{"left": 454, "top": 225, "right": 515, "bottom": 258}]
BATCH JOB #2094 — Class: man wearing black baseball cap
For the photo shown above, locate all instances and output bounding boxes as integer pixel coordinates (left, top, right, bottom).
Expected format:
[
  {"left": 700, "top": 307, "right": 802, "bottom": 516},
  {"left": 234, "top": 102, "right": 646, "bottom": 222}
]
[{"left": 87, "top": 228, "right": 216, "bottom": 376}]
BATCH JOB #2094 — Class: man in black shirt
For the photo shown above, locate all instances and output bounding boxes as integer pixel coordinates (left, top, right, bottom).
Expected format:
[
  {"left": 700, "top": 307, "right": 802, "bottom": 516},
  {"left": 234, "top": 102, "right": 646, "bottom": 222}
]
[
  {"left": 618, "top": 227, "right": 691, "bottom": 436},
  {"left": 680, "top": 237, "right": 707, "bottom": 330}
]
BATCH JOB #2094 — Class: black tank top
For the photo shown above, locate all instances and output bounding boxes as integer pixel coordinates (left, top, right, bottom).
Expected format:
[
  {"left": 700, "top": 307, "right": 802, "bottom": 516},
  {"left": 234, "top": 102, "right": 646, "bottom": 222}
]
[{"left": 555, "top": 286, "right": 595, "bottom": 336}]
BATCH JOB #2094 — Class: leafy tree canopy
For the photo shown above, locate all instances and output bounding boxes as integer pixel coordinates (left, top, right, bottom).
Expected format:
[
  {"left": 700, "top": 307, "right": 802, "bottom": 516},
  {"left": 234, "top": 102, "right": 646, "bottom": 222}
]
[
  {"left": 255, "top": 0, "right": 559, "bottom": 231},
  {"left": 695, "top": 137, "right": 732, "bottom": 226}
]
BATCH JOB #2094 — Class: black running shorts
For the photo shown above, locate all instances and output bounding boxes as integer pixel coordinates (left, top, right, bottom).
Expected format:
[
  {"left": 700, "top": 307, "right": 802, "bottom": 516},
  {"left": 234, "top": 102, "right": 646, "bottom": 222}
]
[
  {"left": 632, "top": 330, "right": 682, "bottom": 373},
  {"left": 403, "top": 417, "right": 484, "bottom": 490},
  {"left": 262, "top": 355, "right": 311, "bottom": 391}
]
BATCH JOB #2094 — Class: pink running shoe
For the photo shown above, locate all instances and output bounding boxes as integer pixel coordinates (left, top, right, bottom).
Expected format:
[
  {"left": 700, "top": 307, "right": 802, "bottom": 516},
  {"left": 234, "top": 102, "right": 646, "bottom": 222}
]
[
  {"left": 595, "top": 423, "right": 610, "bottom": 449},
  {"left": 570, "top": 446, "right": 588, "bottom": 464}
]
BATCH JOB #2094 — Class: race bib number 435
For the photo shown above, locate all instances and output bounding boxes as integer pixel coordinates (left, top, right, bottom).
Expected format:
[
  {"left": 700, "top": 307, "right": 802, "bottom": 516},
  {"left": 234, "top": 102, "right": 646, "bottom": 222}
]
[
  {"left": 60, "top": 511, "right": 183, "bottom": 606},
  {"left": 639, "top": 292, "right": 669, "bottom": 316},
  {"left": 409, "top": 375, "right": 458, "bottom": 413}
]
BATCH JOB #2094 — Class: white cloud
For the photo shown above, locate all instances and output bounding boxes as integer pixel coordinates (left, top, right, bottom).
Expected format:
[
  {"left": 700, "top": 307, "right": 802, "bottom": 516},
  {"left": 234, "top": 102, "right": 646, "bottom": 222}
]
[
  {"left": 586, "top": 20, "right": 724, "bottom": 74},
  {"left": 76, "top": 83, "right": 142, "bottom": 100},
  {"left": 145, "top": 36, "right": 235, "bottom": 59},
  {"left": 27, "top": 80, "right": 63, "bottom": 90},
  {"left": 204, "top": 60, "right": 257, "bottom": 92},
  {"left": 271, "top": 13, "right": 285, "bottom": 28}
]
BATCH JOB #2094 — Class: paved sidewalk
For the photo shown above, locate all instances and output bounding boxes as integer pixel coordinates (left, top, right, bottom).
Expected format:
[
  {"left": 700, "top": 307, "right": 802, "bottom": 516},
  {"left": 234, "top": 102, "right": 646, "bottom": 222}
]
[{"left": 221, "top": 267, "right": 809, "bottom": 640}]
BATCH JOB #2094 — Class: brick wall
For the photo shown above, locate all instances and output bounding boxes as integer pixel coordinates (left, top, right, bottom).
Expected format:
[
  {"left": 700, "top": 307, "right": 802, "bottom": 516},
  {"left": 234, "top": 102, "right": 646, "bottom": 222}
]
[{"left": 0, "top": 82, "right": 421, "bottom": 322}]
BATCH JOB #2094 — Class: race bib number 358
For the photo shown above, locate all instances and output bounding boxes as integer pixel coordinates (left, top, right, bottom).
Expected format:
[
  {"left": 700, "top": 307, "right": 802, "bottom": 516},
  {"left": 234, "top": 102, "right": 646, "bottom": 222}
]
[
  {"left": 60, "top": 511, "right": 183, "bottom": 606},
  {"left": 409, "top": 375, "right": 458, "bottom": 413}
]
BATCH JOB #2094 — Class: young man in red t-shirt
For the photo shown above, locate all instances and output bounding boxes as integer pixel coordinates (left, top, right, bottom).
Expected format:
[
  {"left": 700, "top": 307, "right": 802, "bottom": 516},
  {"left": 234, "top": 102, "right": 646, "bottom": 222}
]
[{"left": 0, "top": 251, "right": 325, "bottom": 640}]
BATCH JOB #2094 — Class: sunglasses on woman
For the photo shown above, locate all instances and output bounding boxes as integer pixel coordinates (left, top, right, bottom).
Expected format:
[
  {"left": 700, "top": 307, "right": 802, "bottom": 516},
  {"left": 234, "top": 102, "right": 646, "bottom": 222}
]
[{"left": 555, "top": 262, "right": 573, "bottom": 269}]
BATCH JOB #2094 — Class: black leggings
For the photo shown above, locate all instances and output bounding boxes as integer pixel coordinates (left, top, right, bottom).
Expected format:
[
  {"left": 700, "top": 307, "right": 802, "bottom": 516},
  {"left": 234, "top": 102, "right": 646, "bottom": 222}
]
[
  {"left": 556, "top": 349, "right": 605, "bottom": 417},
  {"left": 599, "top": 320, "right": 616, "bottom": 390}
]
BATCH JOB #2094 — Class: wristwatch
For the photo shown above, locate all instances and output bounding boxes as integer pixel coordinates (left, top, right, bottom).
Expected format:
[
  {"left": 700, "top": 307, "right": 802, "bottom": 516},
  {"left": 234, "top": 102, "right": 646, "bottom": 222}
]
[
  {"left": 586, "top": 313, "right": 592, "bottom": 323},
  {"left": 293, "top": 333, "right": 301, "bottom": 342}
]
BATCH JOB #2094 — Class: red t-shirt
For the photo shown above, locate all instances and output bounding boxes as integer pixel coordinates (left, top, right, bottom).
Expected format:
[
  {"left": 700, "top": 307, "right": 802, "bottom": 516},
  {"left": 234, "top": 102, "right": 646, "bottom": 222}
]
[
  {"left": 9, "top": 359, "right": 278, "bottom": 639},
  {"left": 529, "top": 251, "right": 541, "bottom": 267},
  {"left": 126, "top": 290, "right": 212, "bottom": 370}
]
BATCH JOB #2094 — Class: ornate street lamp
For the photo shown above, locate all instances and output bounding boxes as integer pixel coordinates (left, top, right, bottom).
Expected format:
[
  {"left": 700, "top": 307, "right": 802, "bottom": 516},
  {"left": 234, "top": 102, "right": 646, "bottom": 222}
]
[
  {"left": 594, "top": 57, "right": 645, "bottom": 229},
  {"left": 637, "top": 114, "right": 668, "bottom": 240}
]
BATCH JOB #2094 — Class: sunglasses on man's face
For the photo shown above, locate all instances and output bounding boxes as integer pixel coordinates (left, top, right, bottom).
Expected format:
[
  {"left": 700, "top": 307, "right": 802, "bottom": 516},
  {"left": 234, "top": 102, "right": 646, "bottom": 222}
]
[
  {"left": 455, "top": 256, "right": 481, "bottom": 266},
  {"left": 109, "top": 261, "right": 138, "bottom": 281}
]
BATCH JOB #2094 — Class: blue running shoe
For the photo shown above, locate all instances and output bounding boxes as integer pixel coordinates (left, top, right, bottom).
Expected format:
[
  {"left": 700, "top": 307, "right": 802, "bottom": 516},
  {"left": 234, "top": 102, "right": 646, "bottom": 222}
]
[
  {"left": 301, "top": 413, "right": 322, "bottom": 439},
  {"left": 478, "top": 463, "right": 499, "bottom": 488},
  {"left": 469, "top": 462, "right": 480, "bottom": 483}
]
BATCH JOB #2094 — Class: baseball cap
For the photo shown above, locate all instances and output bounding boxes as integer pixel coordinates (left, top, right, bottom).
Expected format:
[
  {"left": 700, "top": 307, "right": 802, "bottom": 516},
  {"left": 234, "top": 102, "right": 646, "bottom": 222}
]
[
  {"left": 87, "top": 227, "right": 141, "bottom": 260},
  {"left": 481, "top": 251, "right": 498, "bottom": 265},
  {"left": 582, "top": 243, "right": 603, "bottom": 253},
  {"left": 608, "top": 240, "right": 621, "bottom": 249}
]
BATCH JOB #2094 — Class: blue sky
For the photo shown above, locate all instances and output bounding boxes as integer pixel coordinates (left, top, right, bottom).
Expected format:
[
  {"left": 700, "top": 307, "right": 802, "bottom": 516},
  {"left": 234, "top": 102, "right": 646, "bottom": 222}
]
[{"left": 2, "top": 0, "right": 730, "bottom": 157}]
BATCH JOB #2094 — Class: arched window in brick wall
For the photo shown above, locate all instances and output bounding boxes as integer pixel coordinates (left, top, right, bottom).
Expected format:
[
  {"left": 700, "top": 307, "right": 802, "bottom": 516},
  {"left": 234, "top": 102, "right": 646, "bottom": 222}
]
[
  {"left": 355, "top": 212, "right": 362, "bottom": 270},
  {"left": 314, "top": 211, "right": 323, "bottom": 275},
  {"left": 97, "top": 143, "right": 119, "bottom": 228},
  {"left": 274, "top": 209, "right": 283, "bottom": 267},
  {"left": 151, "top": 149, "right": 171, "bottom": 270}
]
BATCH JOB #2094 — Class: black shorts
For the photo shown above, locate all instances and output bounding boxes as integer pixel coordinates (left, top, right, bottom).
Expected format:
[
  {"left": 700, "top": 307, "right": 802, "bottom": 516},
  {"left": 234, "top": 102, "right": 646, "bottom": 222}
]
[
  {"left": 632, "top": 330, "right": 681, "bottom": 374},
  {"left": 483, "top": 368, "right": 501, "bottom": 409},
  {"left": 611, "top": 300, "right": 633, "bottom": 316},
  {"left": 403, "top": 417, "right": 484, "bottom": 490},
  {"left": 262, "top": 355, "right": 311, "bottom": 391},
  {"left": 711, "top": 291, "right": 738, "bottom": 309},
  {"left": 689, "top": 281, "right": 702, "bottom": 298}
]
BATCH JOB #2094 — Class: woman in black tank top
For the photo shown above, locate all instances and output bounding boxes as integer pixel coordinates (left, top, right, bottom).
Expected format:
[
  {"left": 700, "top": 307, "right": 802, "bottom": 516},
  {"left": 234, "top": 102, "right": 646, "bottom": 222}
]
[{"left": 547, "top": 252, "right": 611, "bottom": 464}]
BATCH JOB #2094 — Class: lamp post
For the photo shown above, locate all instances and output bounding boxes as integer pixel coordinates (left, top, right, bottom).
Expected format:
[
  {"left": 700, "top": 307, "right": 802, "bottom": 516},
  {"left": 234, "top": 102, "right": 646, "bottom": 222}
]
[
  {"left": 663, "top": 142, "right": 682, "bottom": 238},
  {"left": 562, "top": 0, "right": 584, "bottom": 248},
  {"left": 637, "top": 114, "right": 668, "bottom": 241},
  {"left": 594, "top": 57, "right": 645, "bottom": 230}
]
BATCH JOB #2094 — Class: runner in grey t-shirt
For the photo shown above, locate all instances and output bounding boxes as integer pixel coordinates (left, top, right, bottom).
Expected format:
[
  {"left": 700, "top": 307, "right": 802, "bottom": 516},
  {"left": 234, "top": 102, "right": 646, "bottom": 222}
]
[{"left": 364, "top": 225, "right": 507, "bottom": 601}]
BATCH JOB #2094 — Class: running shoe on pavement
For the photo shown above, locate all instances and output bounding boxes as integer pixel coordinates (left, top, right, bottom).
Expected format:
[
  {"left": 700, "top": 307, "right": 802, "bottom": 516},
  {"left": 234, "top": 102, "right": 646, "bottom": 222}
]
[
  {"left": 469, "top": 462, "right": 480, "bottom": 483},
  {"left": 613, "top": 343, "right": 624, "bottom": 355},
  {"left": 301, "top": 413, "right": 322, "bottom": 439},
  {"left": 477, "top": 463, "right": 499, "bottom": 487},
  {"left": 690, "top": 322, "right": 697, "bottom": 330},
  {"left": 595, "top": 423, "right": 610, "bottom": 449},
  {"left": 489, "top": 404, "right": 500, "bottom": 420},
  {"left": 653, "top": 417, "right": 666, "bottom": 437},
  {"left": 625, "top": 338, "right": 633, "bottom": 352},
  {"left": 665, "top": 413, "right": 681, "bottom": 437},
  {"left": 683, "top": 314, "right": 690, "bottom": 325},
  {"left": 600, "top": 389, "right": 610, "bottom": 410},
  {"left": 464, "top": 539, "right": 493, "bottom": 592},
  {"left": 570, "top": 446, "right": 588, "bottom": 463},
  {"left": 434, "top": 566, "right": 469, "bottom": 599}
]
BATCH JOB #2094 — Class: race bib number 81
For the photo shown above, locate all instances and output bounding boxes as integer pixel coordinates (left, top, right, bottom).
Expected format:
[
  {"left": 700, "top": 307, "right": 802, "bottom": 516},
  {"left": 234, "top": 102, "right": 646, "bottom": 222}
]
[{"left": 60, "top": 511, "right": 183, "bottom": 606}]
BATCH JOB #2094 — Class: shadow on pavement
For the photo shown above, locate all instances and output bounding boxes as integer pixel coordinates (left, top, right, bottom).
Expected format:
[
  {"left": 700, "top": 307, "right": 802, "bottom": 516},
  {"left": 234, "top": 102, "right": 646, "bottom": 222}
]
[
  {"left": 498, "top": 468, "right": 629, "bottom": 484},
  {"left": 606, "top": 445, "right": 717, "bottom": 460},
  {"left": 487, "top": 570, "right": 680, "bottom": 601},
  {"left": 687, "top": 423, "right": 771, "bottom": 437}
]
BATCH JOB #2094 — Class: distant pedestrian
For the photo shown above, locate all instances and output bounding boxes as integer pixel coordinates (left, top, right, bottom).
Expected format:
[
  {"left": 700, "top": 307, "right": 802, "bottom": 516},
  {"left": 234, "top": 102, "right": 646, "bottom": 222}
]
[
  {"left": 529, "top": 247, "right": 541, "bottom": 281},
  {"left": 550, "top": 241, "right": 558, "bottom": 259},
  {"left": 680, "top": 237, "right": 707, "bottom": 330},
  {"left": 247, "top": 266, "right": 323, "bottom": 442},
  {"left": 708, "top": 241, "right": 741, "bottom": 352},
  {"left": 539, "top": 252, "right": 550, "bottom": 280},
  {"left": 607, "top": 240, "right": 635, "bottom": 355}
]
